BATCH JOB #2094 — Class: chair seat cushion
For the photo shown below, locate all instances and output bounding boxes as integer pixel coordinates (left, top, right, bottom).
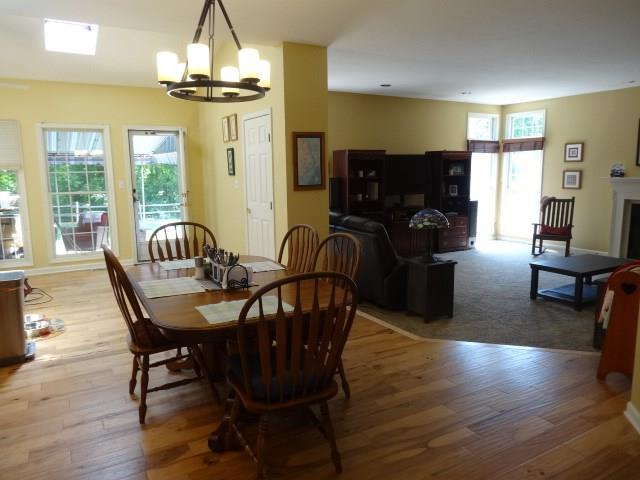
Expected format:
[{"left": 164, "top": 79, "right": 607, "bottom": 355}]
[
  {"left": 131, "top": 319, "right": 174, "bottom": 348},
  {"left": 227, "top": 350, "right": 323, "bottom": 402},
  {"left": 539, "top": 225, "right": 572, "bottom": 237}
]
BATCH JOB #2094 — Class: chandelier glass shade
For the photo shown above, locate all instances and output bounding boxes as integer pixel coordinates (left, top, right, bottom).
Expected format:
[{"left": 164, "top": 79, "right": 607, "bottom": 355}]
[{"left": 156, "top": 0, "right": 270, "bottom": 103}]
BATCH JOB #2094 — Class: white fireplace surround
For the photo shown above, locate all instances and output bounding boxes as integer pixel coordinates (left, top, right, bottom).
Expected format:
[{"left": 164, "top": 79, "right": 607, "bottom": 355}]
[{"left": 608, "top": 177, "right": 640, "bottom": 257}]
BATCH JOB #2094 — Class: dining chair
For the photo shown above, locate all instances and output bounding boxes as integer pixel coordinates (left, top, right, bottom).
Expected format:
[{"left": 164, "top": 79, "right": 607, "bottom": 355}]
[
  {"left": 223, "top": 271, "right": 359, "bottom": 478},
  {"left": 148, "top": 221, "right": 217, "bottom": 262},
  {"left": 277, "top": 224, "right": 319, "bottom": 273},
  {"left": 312, "top": 232, "right": 361, "bottom": 398},
  {"left": 102, "top": 246, "right": 202, "bottom": 424}
]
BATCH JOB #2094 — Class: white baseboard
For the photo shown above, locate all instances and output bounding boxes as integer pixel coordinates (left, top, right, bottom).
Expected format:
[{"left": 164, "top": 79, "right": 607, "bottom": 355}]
[
  {"left": 495, "top": 236, "right": 608, "bottom": 256},
  {"left": 22, "top": 258, "right": 134, "bottom": 277},
  {"left": 625, "top": 402, "right": 640, "bottom": 435}
]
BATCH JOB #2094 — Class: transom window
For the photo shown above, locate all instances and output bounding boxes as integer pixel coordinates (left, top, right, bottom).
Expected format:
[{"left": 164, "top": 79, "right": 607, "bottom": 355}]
[
  {"left": 506, "top": 110, "right": 546, "bottom": 139},
  {"left": 467, "top": 113, "right": 499, "bottom": 141},
  {"left": 42, "top": 126, "right": 114, "bottom": 257}
]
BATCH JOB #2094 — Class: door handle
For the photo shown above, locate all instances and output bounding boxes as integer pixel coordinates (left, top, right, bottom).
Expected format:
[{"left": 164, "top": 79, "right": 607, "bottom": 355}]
[
  {"left": 247, "top": 207, "right": 252, "bottom": 214},
  {"left": 132, "top": 188, "right": 138, "bottom": 203}
]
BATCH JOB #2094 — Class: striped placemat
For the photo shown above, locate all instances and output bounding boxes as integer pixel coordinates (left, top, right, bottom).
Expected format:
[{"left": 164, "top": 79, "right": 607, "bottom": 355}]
[
  {"left": 138, "top": 277, "right": 206, "bottom": 298},
  {"left": 159, "top": 259, "right": 196, "bottom": 270},
  {"left": 196, "top": 296, "right": 294, "bottom": 325}
]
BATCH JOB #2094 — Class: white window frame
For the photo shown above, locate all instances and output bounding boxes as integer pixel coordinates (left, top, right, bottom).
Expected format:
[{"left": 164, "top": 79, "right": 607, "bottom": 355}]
[
  {"left": 505, "top": 109, "right": 546, "bottom": 139},
  {"left": 36, "top": 123, "right": 119, "bottom": 262},
  {"left": 0, "top": 168, "right": 33, "bottom": 268},
  {"left": 467, "top": 112, "right": 500, "bottom": 141}
]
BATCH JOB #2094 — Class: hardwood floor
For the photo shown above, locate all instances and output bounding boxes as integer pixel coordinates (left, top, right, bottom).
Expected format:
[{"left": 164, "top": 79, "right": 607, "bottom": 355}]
[{"left": 1, "top": 269, "right": 639, "bottom": 479}]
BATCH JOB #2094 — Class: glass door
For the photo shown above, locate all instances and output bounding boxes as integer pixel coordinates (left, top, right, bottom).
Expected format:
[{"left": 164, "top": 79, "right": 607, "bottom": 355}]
[
  {"left": 128, "top": 130, "right": 188, "bottom": 262},
  {"left": 470, "top": 152, "right": 498, "bottom": 239}
]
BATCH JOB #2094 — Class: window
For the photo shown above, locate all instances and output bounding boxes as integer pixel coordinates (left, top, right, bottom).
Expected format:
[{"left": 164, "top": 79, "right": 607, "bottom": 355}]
[
  {"left": 0, "top": 120, "right": 29, "bottom": 264},
  {"left": 44, "top": 19, "right": 99, "bottom": 55},
  {"left": 467, "top": 113, "right": 499, "bottom": 141},
  {"left": 506, "top": 110, "right": 545, "bottom": 139},
  {"left": 500, "top": 111, "right": 546, "bottom": 239},
  {"left": 41, "top": 126, "right": 115, "bottom": 258},
  {"left": 467, "top": 113, "right": 499, "bottom": 240}
]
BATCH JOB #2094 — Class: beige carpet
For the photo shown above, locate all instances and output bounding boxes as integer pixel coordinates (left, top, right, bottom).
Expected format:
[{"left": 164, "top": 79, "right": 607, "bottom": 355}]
[{"left": 359, "top": 241, "right": 601, "bottom": 352}]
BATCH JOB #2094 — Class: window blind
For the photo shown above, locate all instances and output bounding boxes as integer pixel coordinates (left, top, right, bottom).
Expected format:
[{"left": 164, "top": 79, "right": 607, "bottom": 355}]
[
  {"left": 0, "top": 120, "right": 23, "bottom": 168},
  {"left": 467, "top": 140, "right": 500, "bottom": 153},
  {"left": 502, "top": 137, "right": 545, "bottom": 152}
]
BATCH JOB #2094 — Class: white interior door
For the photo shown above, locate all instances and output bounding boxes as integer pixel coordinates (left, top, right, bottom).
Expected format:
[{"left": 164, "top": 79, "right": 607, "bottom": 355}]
[
  {"left": 127, "top": 129, "right": 188, "bottom": 262},
  {"left": 243, "top": 112, "right": 275, "bottom": 259}
]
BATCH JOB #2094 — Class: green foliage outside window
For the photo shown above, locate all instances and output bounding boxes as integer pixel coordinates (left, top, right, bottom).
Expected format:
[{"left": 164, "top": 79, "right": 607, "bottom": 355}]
[{"left": 0, "top": 170, "right": 17, "bottom": 194}]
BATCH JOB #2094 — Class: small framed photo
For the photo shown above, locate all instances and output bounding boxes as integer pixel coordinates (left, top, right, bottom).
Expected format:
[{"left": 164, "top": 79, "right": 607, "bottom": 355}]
[
  {"left": 448, "top": 184, "right": 458, "bottom": 196},
  {"left": 229, "top": 113, "right": 238, "bottom": 141},
  {"left": 293, "top": 132, "right": 325, "bottom": 190},
  {"left": 563, "top": 170, "right": 582, "bottom": 189},
  {"left": 564, "top": 142, "right": 583, "bottom": 162},
  {"left": 227, "top": 147, "right": 235, "bottom": 175},
  {"left": 636, "top": 119, "right": 640, "bottom": 166},
  {"left": 222, "top": 116, "right": 230, "bottom": 143}
]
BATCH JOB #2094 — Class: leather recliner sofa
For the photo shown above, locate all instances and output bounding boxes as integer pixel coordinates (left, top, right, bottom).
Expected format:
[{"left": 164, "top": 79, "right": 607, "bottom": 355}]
[{"left": 330, "top": 212, "right": 407, "bottom": 310}]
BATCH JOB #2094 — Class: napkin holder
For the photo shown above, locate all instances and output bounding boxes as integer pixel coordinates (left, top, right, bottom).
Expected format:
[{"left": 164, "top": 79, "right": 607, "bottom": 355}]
[{"left": 210, "top": 262, "right": 253, "bottom": 290}]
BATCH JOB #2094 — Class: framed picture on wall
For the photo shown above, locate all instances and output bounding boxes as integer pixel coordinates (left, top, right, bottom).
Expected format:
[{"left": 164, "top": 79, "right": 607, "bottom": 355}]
[
  {"left": 222, "top": 116, "right": 230, "bottom": 143},
  {"left": 636, "top": 119, "right": 640, "bottom": 166},
  {"left": 563, "top": 170, "right": 582, "bottom": 189},
  {"left": 448, "top": 184, "right": 458, "bottom": 196},
  {"left": 227, "top": 147, "right": 235, "bottom": 175},
  {"left": 229, "top": 113, "right": 238, "bottom": 141},
  {"left": 292, "top": 132, "right": 325, "bottom": 190},
  {"left": 564, "top": 142, "right": 583, "bottom": 162}
]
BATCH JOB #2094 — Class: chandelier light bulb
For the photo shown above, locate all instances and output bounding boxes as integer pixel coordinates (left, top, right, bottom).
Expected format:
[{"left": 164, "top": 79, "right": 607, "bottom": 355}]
[
  {"left": 220, "top": 66, "right": 240, "bottom": 96},
  {"left": 156, "top": 51, "right": 178, "bottom": 84},
  {"left": 187, "top": 43, "right": 210, "bottom": 79},
  {"left": 257, "top": 59, "right": 271, "bottom": 90},
  {"left": 238, "top": 48, "right": 260, "bottom": 82}
]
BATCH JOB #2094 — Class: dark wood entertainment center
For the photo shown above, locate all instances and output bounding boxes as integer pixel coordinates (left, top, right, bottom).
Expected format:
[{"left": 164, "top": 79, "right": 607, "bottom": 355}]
[{"left": 332, "top": 149, "right": 473, "bottom": 256}]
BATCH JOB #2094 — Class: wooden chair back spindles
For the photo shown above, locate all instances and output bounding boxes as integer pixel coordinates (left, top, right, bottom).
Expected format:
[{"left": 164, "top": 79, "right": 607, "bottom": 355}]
[
  {"left": 103, "top": 246, "right": 153, "bottom": 346},
  {"left": 277, "top": 224, "right": 319, "bottom": 273},
  {"left": 148, "top": 221, "right": 216, "bottom": 262},
  {"left": 531, "top": 196, "right": 575, "bottom": 257},
  {"left": 235, "top": 271, "right": 358, "bottom": 404},
  {"left": 312, "top": 232, "right": 361, "bottom": 281}
]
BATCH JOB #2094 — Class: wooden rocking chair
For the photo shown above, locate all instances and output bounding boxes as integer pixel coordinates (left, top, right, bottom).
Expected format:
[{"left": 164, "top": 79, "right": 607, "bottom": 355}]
[{"left": 531, "top": 196, "right": 575, "bottom": 257}]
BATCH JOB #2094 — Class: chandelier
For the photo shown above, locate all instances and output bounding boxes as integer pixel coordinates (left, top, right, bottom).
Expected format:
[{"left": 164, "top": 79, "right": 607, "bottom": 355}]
[{"left": 156, "top": 0, "right": 270, "bottom": 102}]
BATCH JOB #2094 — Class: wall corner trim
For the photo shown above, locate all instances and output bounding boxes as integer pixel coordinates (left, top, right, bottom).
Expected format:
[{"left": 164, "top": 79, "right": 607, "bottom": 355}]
[{"left": 625, "top": 401, "right": 640, "bottom": 435}]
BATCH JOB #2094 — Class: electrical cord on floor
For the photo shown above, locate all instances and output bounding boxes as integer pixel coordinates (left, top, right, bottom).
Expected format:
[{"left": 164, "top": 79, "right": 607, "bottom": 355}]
[{"left": 24, "top": 288, "right": 54, "bottom": 305}]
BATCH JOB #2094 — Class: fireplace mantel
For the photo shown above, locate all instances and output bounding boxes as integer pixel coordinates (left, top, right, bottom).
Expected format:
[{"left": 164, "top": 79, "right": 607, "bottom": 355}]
[{"left": 608, "top": 177, "right": 640, "bottom": 257}]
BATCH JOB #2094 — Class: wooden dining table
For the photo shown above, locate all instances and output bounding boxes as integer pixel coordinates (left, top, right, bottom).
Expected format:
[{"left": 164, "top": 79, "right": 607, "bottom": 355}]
[{"left": 126, "top": 255, "right": 348, "bottom": 452}]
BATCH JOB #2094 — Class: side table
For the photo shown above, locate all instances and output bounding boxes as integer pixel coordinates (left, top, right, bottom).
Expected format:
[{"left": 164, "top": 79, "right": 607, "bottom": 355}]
[{"left": 406, "top": 258, "right": 457, "bottom": 322}]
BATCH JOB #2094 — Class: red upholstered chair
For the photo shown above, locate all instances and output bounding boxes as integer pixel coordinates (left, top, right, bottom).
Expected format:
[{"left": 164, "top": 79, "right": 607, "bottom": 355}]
[{"left": 531, "top": 196, "right": 575, "bottom": 257}]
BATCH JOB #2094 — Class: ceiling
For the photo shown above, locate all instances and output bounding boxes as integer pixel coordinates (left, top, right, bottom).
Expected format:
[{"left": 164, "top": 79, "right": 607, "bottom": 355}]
[{"left": 0, "top": 0, "right": 639, "bottom": 105}]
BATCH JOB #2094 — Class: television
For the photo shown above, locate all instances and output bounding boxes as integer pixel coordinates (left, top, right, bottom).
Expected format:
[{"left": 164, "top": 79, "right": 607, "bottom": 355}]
[{"left": 384, "top": 154, "right": 427, "bottom": 195}]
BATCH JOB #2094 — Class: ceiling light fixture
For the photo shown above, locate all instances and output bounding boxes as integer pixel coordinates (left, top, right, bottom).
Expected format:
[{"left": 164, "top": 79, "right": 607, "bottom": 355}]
[
  {"left": 44, "top": 19, "right": 98, "bottom": 56},
  {"left": 461, "top": 91, "right": 471, "bottom": 95},
  {"left": 380, "top": 84, "right": 391, "bottom": 87},
  {"left": 156, "top": 0, "right": 270, "bottom": 103}
]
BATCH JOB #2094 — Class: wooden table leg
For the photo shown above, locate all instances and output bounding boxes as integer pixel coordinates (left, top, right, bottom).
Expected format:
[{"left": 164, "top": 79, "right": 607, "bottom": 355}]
[
  {"left": 574, "top": 276, "right": 584, "bottom": 311},
  {"left": 192, "top": 344, "right": 222, "bottom": 405},
  {"left": 530, "top": 266, "right": 539, "bottom": 300},
  {"left": 208, "top": 390, "right": 235, "bottom": 452}
]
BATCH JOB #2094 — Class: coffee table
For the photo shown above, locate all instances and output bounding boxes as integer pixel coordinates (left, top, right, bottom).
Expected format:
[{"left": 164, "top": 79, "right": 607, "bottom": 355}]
[{"left": 529, "top": 254, "right": 630, "bottom": 311}]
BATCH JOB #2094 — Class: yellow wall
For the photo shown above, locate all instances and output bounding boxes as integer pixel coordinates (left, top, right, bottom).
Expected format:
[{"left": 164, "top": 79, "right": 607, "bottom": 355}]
[
  {"left": 503, "top": 86, "right": 640, "bottom": 252},
  {"left": 329, "top": 92, "right": 501, "bottom": 154},
  {"left": 197, "top": 42, "right": 287, "bottom": 253},
  {"left": 283, "top": 43, "right": 329, "bottom": 238},
  {"left": 198, "top": 42, "right": 330, "bottom": 253},
  {"left": 0, "top": 78, "right": 202, "bottom": 270}
]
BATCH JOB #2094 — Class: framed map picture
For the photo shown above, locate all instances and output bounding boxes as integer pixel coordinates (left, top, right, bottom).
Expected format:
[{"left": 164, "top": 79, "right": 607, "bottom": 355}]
[{"left": 292, "top": 132, "right": 325, "bottom": 190}]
